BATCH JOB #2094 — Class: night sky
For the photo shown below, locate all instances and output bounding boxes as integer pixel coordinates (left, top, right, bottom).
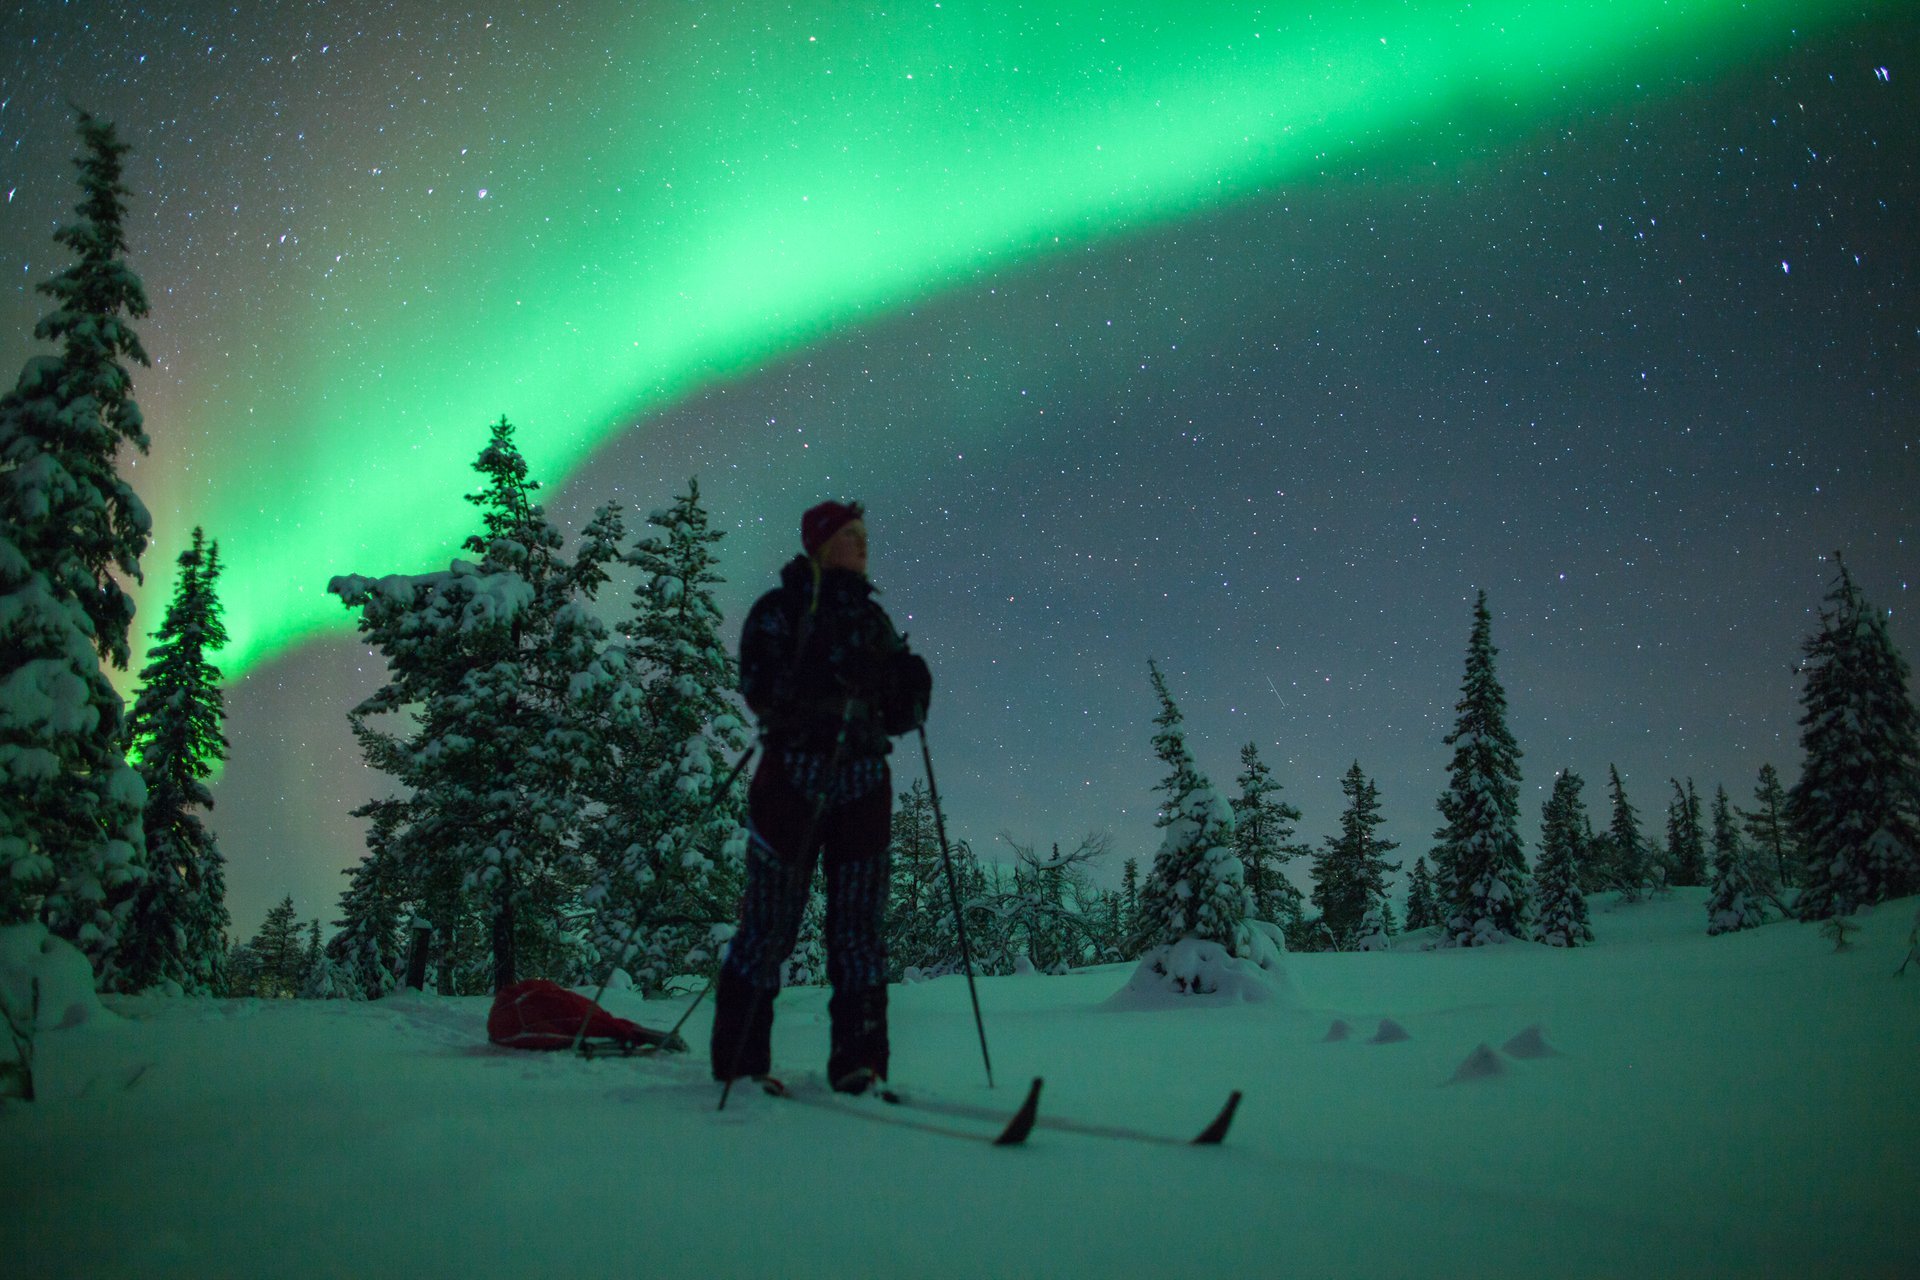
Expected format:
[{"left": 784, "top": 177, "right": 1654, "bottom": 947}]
[{"left": 4, "top": 2, "right": 1915, "bottom": 939}]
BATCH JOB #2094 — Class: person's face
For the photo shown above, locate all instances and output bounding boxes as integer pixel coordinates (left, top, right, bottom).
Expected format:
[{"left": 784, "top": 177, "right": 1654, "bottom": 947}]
[{"left": 818, "top": 519, "right": 868, "bottom": 576}]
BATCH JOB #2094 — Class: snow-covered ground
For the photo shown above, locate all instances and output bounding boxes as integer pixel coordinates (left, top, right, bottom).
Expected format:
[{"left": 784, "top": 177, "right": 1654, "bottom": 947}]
[{"left": 4, "top": 891, "right": 1915, "bottom": 1279}]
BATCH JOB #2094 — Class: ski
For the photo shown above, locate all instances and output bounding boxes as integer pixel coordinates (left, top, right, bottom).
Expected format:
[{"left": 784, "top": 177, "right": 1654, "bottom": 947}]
[
  {"left": 877, "top": 1083, "right": 1243, "bottom": 1147},
  {"left": 766, "top": 1075, "right": 1043, "bottom": 1146}
]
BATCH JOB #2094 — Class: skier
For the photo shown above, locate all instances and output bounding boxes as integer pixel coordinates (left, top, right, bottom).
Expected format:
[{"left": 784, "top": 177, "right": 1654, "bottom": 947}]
[{"left": 711, "top": 500, "right": 932, "bottom": 1094}]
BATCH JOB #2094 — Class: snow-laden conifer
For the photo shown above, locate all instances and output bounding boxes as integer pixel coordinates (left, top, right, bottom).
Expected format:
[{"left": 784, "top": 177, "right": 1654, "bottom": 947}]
[
  {"left": 1231, "top": 743, "right": 1307, "bottom": 935},
  {"left": 1604, "top": 765, "right": 1649, "bottom": 901},
  {"left": 119, "top": 529, "right": 230, "bottom": 994},
  {"left": 1532, "top": 770, "right": 1594, "bottom": 948},
  {"left": 1739, "top": 763, "right": 1796, "bottom": 893},
  {"left": 1664, "top": 779, "right": 1707, "bottom": 888},
  {"left": 1431, "top": 592, "right": 1529, "bottom": 945},
  {"left": 0, "top": 112, "right": 153, "bottom": 984},
  {"left": 327, "top": 801, "right": 408, "bottom": 999},
  {"left": 1789, "top": 556, "right": 1920, "bottom": 919},
  {"left": 1404, "top": 856, "right": 1440, "bottom": 931},
  {"left": 331, "top": 418, "right": 633, "bottom": 992},
  {"left": 1127, "top": 661, "right": 1279, "bottom": 996},
  {"left": 1706, "top": 786, "right": 1765, "bottom": 935},
  {"left": 247, "top": 897, "right": 303, "bottom": 998},
  {"left": 1311, "top": 762, "right": 1401, "bottom": 948},
  {"left": 583, "top": 479, "right": 747, "bottom": 995}
]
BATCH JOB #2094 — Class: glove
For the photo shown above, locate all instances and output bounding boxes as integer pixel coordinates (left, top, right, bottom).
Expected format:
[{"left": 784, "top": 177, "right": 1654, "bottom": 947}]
[{"left": 879, "top": 650, "right": 932, "bottom": 736}]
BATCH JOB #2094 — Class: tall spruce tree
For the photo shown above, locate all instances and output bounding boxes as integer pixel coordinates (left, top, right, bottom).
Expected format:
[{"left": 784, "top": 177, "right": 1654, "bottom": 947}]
[
  {"left": 119, "top": 529, "right": 230, "bottom": 994},
  {"left": 1665, "top": 779, "right": 1707, "bottom": 888},
  {"left": 1135, "top": 660, "right": 1254, "bottom": 958},
  {"left": 584, "top": 479, "right": 748, "bottom": 994},
  {"left": 1739, "top": 763, "right": 1797, "bottom": 893},
  {"left": 331, "top": 418, "right": 631, "bottom": 992},
  {"left": 1789, "top": 556, "right": 1920, "bottom": 919},
  {"left": 1532, "top": 770, "right": 1594, "bottom": 947},
  {"left": 1404, "top": 856, "right": 1439, "bottom": 932},
  {"left": 1231, "top": 743, "right": 1307, "bottom": 933},
  {"left": 1431, "top": 591, "right": 1529, "bottom": 945},
  {"left": 1706, "top": 785, "right": 1765, "bottom": 934},
  {"left": 0, "top": 112, "right": 153, "bottom": 986},
  {"left": 1311, "top": 762, "right": 1401, "bottom": 947},
  {"left": 1606, "top": 765, "right": 1648, "bottom": 901}
]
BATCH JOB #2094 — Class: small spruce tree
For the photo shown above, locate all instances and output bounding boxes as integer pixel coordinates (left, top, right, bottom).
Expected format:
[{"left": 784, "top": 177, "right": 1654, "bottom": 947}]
[
  {"left": 1739, "top": 763, "right": 1797, "bottom": 894},
  {"left": 1605, "top": 765, "right": 1649, "bottom": 901},
  {"left": 1706, "top": 786, "right": 1765, "bottom": 935},
  {"left": 1665, "top": 778, "right": 1708, "bottom": 888},
  {"left": 1134, "top": 661, "right": 1258, "bottom": 971},
  {"left": 248, "top": 897, "right": 303, "bottom": 999},
  {"left": 1532, "top": 770, "right": 1594, "bottom": 947},
  {"left": 1311, "top": 762, "right": 1401, "bottom": 948},
  {"left": 1230, "top": 743, "right": 1308, "bottom": 934},
  {"left": 1404, "top": 856, "right": 1440, "bottom": 931}
]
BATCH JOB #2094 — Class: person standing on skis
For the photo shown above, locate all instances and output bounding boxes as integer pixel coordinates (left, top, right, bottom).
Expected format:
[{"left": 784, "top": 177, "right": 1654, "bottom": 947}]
[{"left": 710, "top": 500, "right": 932, "bottom": 1094}]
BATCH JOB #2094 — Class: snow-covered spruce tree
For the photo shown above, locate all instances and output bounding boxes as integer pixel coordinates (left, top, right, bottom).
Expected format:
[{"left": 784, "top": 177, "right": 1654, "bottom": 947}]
[
  {"left": 326, "top": 799, "right": 408, "bottom": 999},
  {"left": 1231, "top": 743, "right": 1307, "bottom": 935},
  {"left": 583, "top": 479, "right": 748, "bottom": 995},
  {"left": 1664, "top": 778, "right": 1707, "bottom": 888},
  {"left": 1431, "top": 591, "right": 1529, "bottom": 946},
  {"left": 1740, "top": 763, "right": 1797, "bottom": 894},
  {"left": 1605, "top": 765, "right": 1649, "bottom": 901},
  {"left": 1128, "top": 661, "right": 1277, "bottom": 995},
  {"left": 1706, "top": 785, "right": 1765, "bottom": 935},
  {"left": 1532, "top": 770, "right": 1594, "bottom": 948},
  {"left": 886, "top": 780, "right": 959, "bottom": 977},
  {"left": 1404, "top": 856, "right": 1440, "bottom": 931},
  {"left": 247, "top": 896, "right": 303, "bottom": 998},
  {"left": 331, "top": 417, "right": 630, "bottom": 992},
  {"left": 0, "top": 112, "right": 154, "bottom": 985},
  {"left": 1311, "top": 762, "right": 1401, "bottom": 948},
  {"left": 1789, "top": 556, "right": 1920, "bottom": 920},
  {"left": 117, "top": 529, "right": 230, "bottom": 994}
]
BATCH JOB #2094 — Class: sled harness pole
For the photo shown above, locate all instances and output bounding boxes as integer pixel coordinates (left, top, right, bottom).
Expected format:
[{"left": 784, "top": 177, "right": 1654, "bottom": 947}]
[
  {"left": 920, "top": 724, "right": 994, "bottom": 1090},
  {"left": 571, "top": 741, "right": 759, "bottom": 1057}
]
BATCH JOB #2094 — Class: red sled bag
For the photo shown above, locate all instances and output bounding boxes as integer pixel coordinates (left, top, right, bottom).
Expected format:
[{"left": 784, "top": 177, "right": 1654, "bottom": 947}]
[{"left": 487, "top": 979, "right": 683, "bottom": 1052}]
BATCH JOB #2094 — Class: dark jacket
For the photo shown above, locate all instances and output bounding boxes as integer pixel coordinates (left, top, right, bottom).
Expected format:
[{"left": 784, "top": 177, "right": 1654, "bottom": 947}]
[{"left": 739, "top": 556, "right": 931, "bottom": 755}]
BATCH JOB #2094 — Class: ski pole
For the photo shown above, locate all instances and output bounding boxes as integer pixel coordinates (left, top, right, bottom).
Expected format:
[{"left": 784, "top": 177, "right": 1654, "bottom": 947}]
[
  {"left": 919, "top": 724, "right": 995, "bottom": 1090},
  {"left": 572, "top": 741, "right": 758, "bottom": 1056}
]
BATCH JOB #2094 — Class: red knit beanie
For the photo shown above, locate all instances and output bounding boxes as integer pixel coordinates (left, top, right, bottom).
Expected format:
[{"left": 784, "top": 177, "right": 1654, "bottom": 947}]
[{"left": 801, "top": 500, "right": 864, "bottom": 556}]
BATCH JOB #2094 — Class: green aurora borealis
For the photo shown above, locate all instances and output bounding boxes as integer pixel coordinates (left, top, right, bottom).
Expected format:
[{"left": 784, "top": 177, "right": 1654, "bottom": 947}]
[{"left": 48, "top": 0, "right": 1864, "bottom": 675}]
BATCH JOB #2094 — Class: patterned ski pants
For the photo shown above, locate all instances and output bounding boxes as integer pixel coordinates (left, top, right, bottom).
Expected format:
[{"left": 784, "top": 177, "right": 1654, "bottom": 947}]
[{"left": 719, "top": 752, "right": 892, "bottom": 993}]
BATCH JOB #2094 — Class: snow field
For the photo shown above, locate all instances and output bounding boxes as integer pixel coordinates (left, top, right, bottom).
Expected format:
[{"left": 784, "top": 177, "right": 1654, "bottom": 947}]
[{"left": 2, "top": 890, "right": 1915, "bottom": 1278}]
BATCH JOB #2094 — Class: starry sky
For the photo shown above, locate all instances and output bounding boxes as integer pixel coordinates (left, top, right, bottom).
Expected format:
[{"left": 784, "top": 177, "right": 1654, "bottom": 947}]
[{"left": 4, "top": 2, "right": 1915, "bottom": 939}]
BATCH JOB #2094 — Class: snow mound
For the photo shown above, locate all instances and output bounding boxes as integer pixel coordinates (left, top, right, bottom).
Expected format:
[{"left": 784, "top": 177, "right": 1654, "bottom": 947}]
[
  {"left": 1501, "top": 1024, "right": 1562, "bottom": 1059},
  {"left": 1369, "top": 1018, "right": 1411, "bottom": 1044},
  {"left": 1323, "top": 1018, "right": 1353, "bottom": 1042},
  {"left": 1102, "top": 938, "right": 1288, "bottom": 1009},
  {"left": 1447, "top": 1042, "right": 1506, "bottom": 1084},
  {"left": 0, "top": 923, "right": 106, "bottom": 1032}
]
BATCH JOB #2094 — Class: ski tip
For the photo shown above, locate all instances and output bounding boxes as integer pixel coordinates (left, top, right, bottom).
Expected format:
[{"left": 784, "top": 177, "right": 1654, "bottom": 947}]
[
  {"left": 1192, "top": 1090, "right": 1243, "bottom": 1145},
  {"left": 993, "top": 1077, "right": 1044, "bottom": 1146}
]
